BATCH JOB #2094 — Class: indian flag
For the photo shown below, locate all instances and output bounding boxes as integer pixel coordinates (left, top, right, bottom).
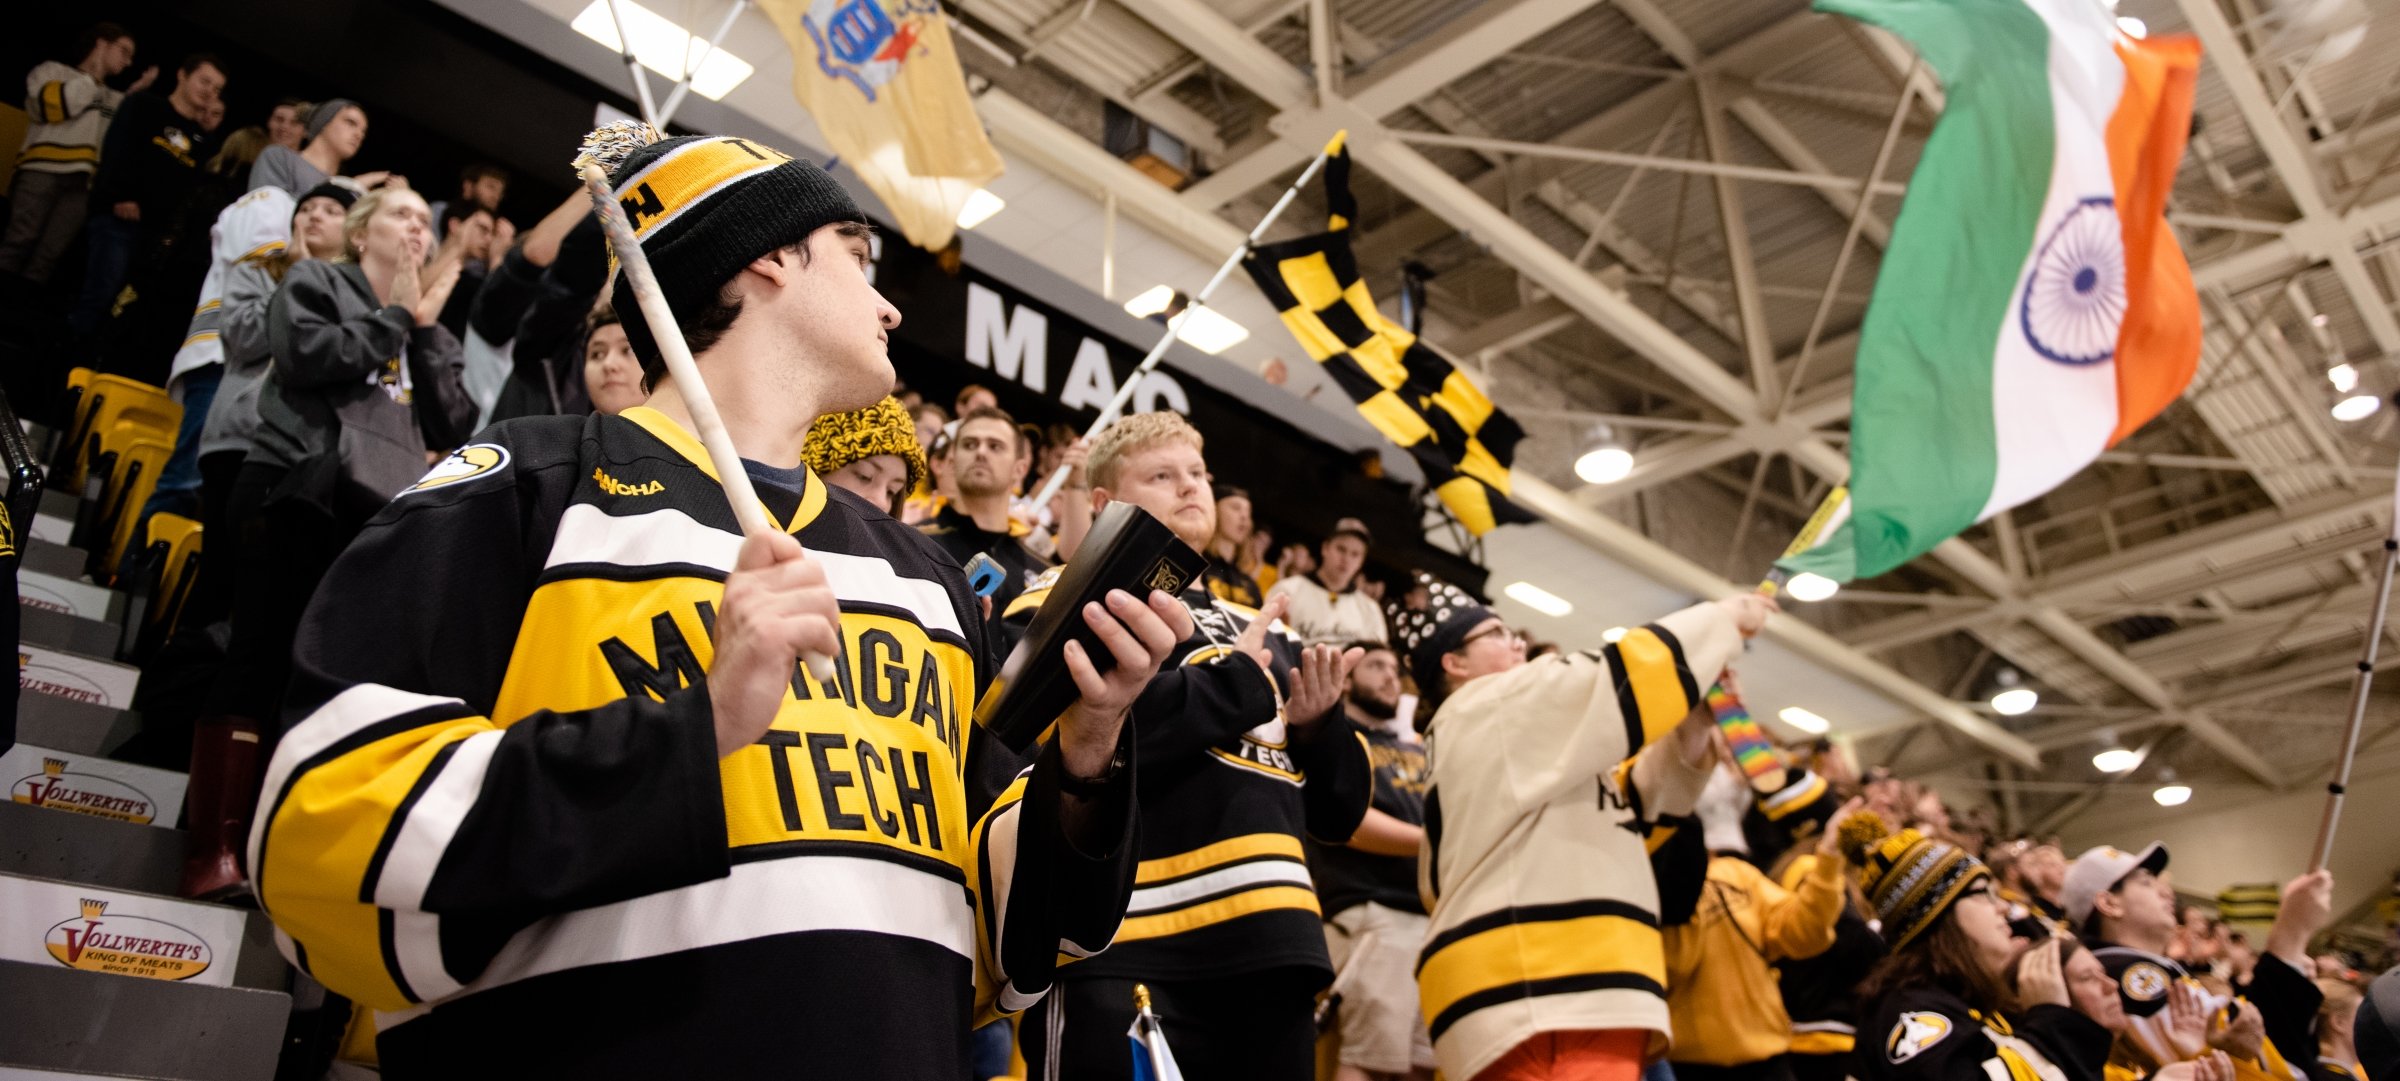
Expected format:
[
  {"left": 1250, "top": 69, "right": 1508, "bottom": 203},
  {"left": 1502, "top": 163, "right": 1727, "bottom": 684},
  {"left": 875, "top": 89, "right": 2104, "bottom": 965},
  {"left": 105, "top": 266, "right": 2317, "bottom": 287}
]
[{"left": 1779, "top": 0, "right": 2202, "bottom": 584}]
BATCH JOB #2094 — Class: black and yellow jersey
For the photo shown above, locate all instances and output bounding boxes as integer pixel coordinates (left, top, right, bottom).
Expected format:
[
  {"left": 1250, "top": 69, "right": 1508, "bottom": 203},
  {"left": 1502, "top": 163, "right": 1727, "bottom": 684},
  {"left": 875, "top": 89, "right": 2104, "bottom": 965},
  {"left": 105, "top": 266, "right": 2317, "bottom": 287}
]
[
  {"left": 1414, "top": 603, "right": 1737, "bottom": 1081},
  {"left": 1858, "top": 986, "right": 2111, "bottom": 1081},
  {"left": 2089, "top": 943, "right": 2315, "bottom": 1081},
  {"left": 248, "top": 406, "right": 1137, "bottom": 1080},
  {"left": 1005, "top": 570, "right": 1371, "bottom": 982}
]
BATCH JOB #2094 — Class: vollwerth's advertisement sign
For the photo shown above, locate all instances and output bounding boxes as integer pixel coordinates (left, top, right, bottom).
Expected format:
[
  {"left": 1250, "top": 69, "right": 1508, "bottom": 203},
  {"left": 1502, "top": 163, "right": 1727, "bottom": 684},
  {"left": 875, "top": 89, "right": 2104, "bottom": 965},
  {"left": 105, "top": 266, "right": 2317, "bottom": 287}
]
[
  {"left": 2, "top": 744, "right": 187, "bottom": 828},
  {"left": 0, "top": 876, "right": 245, "bottom": 986},
  {"left": 19, "top": 643, "right": 138, "bottom": 709},
  {"left": 869, "top": 237, "right": 1490, "bottom": 594}
]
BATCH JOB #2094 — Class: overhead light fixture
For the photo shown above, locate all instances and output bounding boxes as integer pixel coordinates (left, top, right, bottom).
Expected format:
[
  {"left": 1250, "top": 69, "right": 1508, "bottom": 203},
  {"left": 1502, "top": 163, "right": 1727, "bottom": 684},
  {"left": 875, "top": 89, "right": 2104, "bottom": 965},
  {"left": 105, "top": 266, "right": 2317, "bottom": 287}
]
[
  {"left": 1122, "top": 285, "right": 1250, "bottom": 354},
  {"left": 1785, "top": 572, "right": 1840, "bottom": 603},
  {"left": 2312, "top": 313, "right": 2333, "bottom": 328},
  {"left": 955, "top": 188, "right": 1005, "bottom": 230},
  {"left": 1575, "top": 424, "right": 1635, "bottom": 484},
  {"left": 2153, "top": 783, "right": 2192, "bottom": 807},
  {"left": 2093, "top": 747, "right": 2141, "bottom": 773},
  {"left": 2329, "top": 363, "right": 2361, "bottom": 393},
  {"left": 1601, "top": 626, "right": 1628, "bottom": 643},
  {"left": 1502, "top": 581, "right": 1574, "bottom": 618},
  {"left": 2116, "top": 15, "right": 2148, "bottom": 37},
  {"left": 1575, "top": 447, "right": 1634, "bottom": 484},
  {"left": 2332, "top": 393, "right": 2382, "bottom": 422},
  {"left": 1778, "top": 706, "right": 1831, "bottom": 735},
  {"left": 1989, "top": 668, "right": 2038, "bottom": 716},
  {"left": 570, "top": 0, "right": 756, "bottom": 101}
]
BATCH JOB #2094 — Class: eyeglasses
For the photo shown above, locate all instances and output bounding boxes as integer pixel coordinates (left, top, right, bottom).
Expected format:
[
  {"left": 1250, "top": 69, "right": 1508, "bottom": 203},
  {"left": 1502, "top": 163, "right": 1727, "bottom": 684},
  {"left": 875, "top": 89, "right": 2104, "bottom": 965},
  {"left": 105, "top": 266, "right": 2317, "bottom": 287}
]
[{"left": 1457, "top": 623, "right": 1523, "bottom": 650}]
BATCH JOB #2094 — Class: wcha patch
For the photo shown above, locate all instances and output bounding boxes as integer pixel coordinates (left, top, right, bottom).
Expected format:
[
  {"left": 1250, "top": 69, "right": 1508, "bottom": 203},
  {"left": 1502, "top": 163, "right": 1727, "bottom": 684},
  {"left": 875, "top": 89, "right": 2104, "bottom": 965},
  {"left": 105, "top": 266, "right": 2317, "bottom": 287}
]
[
  {"left": 1888, "top": 1012, "right": 1953, "bottom": 1064},
  {"left": 403, "top": 444, "right": 511, "bottom": 496}
]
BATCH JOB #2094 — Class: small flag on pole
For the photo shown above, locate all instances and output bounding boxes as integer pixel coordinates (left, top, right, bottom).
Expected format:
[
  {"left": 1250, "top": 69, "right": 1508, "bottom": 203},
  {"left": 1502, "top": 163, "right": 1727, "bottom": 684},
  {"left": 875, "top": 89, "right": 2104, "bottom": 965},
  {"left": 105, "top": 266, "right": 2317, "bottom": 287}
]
[
  {"left": 1780, "top": 0, "right": 2202, "bottom": 583},
  {"left": 1242, "top": 135, "right": 1532, "bottom": 536},
  {"left": 1129, "top": 984, "right": 1185, "bottom": 1081},
  {"left": 756, "top": 0, "right": 1002, "bottom": 250},
  {"left": 1706, "top": 676, "right": 1788, "bottom": 794}
]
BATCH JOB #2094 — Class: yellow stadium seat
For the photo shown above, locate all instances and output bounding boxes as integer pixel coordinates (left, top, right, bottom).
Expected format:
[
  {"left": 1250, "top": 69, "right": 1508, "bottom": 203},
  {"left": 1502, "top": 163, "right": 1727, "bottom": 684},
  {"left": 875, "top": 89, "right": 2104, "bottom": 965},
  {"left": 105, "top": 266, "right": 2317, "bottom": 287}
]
[
  {"left": 57, "top": 373, "right": 177, "bottom": 493},
  {"left": 91, "top": 429, "right": 172, "bottom": 581}
]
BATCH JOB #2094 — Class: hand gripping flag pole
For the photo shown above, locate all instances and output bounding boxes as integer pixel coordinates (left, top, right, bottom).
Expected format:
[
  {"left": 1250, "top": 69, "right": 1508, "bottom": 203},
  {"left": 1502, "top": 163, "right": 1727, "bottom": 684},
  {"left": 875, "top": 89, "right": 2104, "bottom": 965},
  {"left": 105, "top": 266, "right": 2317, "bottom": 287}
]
[
  {"left": 575, "top": 144, "right": 838, "bottom": 681},
  {"left": 1023, "top": 130, "right": 1350, "bottom": 512},
  {"left": 2309, "top": 462, "right": 2400, "bottom": 872}
]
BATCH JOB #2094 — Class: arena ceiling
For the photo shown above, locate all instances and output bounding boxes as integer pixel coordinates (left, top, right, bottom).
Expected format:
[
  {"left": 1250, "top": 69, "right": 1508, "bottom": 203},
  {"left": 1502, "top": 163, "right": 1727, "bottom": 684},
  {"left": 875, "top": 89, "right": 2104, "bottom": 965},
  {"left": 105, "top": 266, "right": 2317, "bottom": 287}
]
[{"left": 468, "top": 0, "right": 2400, "bottom": 835}]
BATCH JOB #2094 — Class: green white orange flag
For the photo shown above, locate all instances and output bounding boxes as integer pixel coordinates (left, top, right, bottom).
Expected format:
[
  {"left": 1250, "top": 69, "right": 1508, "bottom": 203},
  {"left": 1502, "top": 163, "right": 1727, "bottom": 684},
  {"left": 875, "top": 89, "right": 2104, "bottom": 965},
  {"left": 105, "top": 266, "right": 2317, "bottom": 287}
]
[
  {"left": 1779, "top": 0, "right": 2202, "bottom": 583},
  {"left": 758, "top": 0, "right": 1001, "bottom": 250}
]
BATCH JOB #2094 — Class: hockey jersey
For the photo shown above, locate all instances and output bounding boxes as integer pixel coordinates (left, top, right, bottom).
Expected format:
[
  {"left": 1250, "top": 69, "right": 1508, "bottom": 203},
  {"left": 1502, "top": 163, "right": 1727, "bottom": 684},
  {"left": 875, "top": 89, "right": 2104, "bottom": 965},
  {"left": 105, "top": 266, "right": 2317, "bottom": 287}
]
[
  {"left": 2090, "top": 943, "right": 2315, "bottom": 1081},
  {"left": 169, "top": 184, "right": 292, "bottom": 386},
  {"left": 1006, "top": 569, "right": 1372, "bottom": 982},
  {"left": 1416, "top": 602, "right": 1737, "bottom": 1081},
  {"left": 18, "top": 61, "right": 122, "bottom": 177},
  {"left": 249, "top": 406, "right": 1138, "bottom": 1079},
  {"left": 1857, "top": 986, "right": 2112, "bottom": 1081}
]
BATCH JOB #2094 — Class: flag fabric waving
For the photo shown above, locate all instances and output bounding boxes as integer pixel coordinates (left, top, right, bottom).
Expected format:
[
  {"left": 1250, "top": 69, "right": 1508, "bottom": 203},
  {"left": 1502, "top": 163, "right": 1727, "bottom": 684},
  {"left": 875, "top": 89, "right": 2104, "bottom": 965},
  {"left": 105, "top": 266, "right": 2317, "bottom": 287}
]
[
  {"left": 1241, "top": 136, "right": 1531, "bottom": 536},
  {"left": 757, "top": 0, "right": 1001, "bottom": 250},
  {"left": 1780, "top": 0, "right": 2202, "bottom": 583}
]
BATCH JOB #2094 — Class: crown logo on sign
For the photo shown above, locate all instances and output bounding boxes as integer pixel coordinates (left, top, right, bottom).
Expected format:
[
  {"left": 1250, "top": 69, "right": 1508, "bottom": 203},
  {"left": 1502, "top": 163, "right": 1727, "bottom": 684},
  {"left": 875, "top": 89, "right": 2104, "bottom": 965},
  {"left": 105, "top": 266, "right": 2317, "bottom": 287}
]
[
  {"left": 42, "top": 758, "right": 66, "bottom": 776},
  {"left": 79, "top": 898, "right": 108, "bottom": 921}
]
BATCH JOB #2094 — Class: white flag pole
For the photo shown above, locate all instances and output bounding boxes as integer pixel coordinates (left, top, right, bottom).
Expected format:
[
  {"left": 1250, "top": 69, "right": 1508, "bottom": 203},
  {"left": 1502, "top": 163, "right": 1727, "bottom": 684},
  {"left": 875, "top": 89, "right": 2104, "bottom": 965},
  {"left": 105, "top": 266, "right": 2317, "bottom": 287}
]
[{"left": 1022, "top": 130, "right": 1350, "bottom": 512}]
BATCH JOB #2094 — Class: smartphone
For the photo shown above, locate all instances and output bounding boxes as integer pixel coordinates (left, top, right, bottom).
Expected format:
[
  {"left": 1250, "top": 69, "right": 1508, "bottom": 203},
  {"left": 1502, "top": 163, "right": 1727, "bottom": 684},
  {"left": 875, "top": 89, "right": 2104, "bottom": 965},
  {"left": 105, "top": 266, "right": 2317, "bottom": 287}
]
[{"left": 965, "top": 553, "right": 1005, "bottom": 599}]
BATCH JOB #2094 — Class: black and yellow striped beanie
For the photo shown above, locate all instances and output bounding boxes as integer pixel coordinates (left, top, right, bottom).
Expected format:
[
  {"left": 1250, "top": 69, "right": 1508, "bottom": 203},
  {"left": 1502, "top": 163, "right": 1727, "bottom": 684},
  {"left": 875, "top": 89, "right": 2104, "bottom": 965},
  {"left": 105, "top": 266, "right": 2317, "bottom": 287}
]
[
  {"left": 578, "top": 123, "right": 866, "bottom": 371},
  {"left": 1843, "top": 812, "right": 1991, "bottom": 952},
  {"left": 803, "top": 396, "right": 927, "bottom": 494}
]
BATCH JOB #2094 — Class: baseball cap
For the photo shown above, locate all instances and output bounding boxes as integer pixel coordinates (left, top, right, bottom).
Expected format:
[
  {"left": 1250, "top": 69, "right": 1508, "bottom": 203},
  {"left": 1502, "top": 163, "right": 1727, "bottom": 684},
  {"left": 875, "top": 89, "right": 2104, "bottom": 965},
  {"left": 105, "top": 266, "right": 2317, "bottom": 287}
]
[
  {"left": 2060, "top": 842, "right": 2170, "bottom": 928},
  {"left": 1329, "top": 517, "right": 1374, "bottom": 546}
]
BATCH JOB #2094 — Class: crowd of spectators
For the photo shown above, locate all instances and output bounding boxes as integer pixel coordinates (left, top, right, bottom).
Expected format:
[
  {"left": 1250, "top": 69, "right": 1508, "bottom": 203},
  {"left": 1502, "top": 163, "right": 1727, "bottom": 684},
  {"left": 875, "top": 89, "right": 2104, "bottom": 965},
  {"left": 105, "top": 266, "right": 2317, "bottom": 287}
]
[{"left": 3, "top": 22, "right": 2393, "bottom": 1081}]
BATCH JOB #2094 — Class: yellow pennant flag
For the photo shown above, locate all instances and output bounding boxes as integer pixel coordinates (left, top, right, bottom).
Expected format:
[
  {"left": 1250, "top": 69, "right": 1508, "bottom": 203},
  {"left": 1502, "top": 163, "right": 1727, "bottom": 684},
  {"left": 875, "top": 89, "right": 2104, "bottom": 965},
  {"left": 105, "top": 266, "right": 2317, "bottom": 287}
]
[{"left": 757, "top": 0, "right": 1001, "bottom": 250}]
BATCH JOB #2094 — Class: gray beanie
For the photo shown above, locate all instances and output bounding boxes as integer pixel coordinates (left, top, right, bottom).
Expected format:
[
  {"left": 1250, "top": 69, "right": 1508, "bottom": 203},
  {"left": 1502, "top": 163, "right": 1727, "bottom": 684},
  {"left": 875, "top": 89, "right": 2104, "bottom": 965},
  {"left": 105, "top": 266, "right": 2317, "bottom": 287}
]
[{"left": 304, "top": 99, "right": 359, "bottom": 144}]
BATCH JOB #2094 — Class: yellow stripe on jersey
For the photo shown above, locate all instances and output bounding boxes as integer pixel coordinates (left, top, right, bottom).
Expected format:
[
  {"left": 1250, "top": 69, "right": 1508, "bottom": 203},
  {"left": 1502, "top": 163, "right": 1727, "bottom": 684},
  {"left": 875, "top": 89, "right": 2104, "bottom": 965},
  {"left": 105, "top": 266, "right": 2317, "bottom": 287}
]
[
  {"left": 1115, "top": 886, "right": 1320, "bottom": 942},
  {"left": 618, "top": 405, "right": 826, "bottom": 533},
  {"left": 19, "top": 144, "right": 99, "bottom": 164},
  {"left": 1790, "top": 1031, "right": 1854, "bottom": 1056},
  {"left": 39, "top": 82, "right": 66, "bottom": 123},
  {"left": 1609, "top": 625, "right": 1697, "bottom": 748},
  {"left": 1415, "top": 905, "right": 1663, "bottom": 1034},
  {"left": 257, "top": 720, "right": 487, "bottom": 1009},
  {"left": 611, "top": 136, "right": 795, "bottom": 241},
  {"left": 1135, "top": 832, "right": 1303, "bottom": 884}
]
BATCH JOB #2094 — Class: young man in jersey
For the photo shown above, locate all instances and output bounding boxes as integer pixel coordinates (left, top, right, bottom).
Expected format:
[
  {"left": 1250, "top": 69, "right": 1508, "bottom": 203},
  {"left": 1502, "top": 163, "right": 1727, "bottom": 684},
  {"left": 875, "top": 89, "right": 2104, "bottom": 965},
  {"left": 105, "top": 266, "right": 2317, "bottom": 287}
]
[
  {"left": 1267, "top": 516, "right": 1388, "bottom": 644},
  {"left": 249, "top": 132, "right": 1190, "bottom": 1079},
  {"left": 1309, "top": 640, "right": 1437, "bottom": 1081},
  {"left": 1008, "top": 410, "right": 1372, "bottom": 1081},
  {"left": 1399, "top": 585, "right": 1773, "bottom": 1081},
  {"left": 2069, "top": 844, "right": 2335, "bottom": 1081},
  {"left": 919, "top": 405, "right": 1055, "bottom": 615}
]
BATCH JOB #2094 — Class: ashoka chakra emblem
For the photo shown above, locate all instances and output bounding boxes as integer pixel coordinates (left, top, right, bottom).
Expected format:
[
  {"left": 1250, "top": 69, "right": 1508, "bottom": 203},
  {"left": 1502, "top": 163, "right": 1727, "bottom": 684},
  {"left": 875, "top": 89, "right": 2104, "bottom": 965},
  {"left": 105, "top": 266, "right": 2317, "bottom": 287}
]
[{"left": 2019, "top": 196, "right": 2126, "bottom": 366}]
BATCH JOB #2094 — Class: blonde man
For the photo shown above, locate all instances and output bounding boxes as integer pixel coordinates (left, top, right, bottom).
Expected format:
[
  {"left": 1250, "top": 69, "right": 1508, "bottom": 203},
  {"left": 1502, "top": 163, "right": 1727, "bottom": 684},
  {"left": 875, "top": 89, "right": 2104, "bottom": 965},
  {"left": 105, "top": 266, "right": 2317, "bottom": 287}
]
[{"left": 1008, "top": 411, "right": 1373, "bottom": 1081}]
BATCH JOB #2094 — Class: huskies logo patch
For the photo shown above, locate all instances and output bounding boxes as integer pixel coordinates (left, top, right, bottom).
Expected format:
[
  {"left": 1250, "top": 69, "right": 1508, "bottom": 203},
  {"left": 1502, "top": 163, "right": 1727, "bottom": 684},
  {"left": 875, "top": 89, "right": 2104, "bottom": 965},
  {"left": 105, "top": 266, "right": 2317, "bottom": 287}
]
[
  {"left": 1887, "top": 1012, "right": 1952, "bottom": 1064},
  {"left": 2122, "top": 962, "right": 2170, "bottom": 1003},
  {"left": 403, "top": 444, "right": 510, "bottom": 496}
]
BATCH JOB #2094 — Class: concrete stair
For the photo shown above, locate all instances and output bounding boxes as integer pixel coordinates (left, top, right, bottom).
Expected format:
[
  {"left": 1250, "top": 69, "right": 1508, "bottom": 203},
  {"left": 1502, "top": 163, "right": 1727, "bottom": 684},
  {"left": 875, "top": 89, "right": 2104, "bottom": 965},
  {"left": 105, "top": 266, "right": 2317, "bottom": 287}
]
[{"left": 6, "top": 480, "right": 293, "bottom": 1081}]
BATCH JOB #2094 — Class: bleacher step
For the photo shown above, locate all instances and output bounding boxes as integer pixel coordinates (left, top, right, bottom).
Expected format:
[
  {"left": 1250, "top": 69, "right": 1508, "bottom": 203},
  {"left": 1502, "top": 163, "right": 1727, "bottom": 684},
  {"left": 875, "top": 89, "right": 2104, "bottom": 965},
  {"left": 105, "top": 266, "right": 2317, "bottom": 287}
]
[
  {"left": 37, "top": 488, "right": 78, "bottom": 521},
  {"left": 21, "top": 539, "right": 84, "bottom": 581},
  {"left": 0, "top": 799, "right": 184, "bottom": 897},
  {"left": 18, "top": 570, "right": 124, "bottom": 625},
  {"left": 0, "top": 872, "right": 286, "bottom": 991},
  {"left": 0, "top": 960, "right": 288, "bottom": 1081},
  {"left": 18, "top": 644, "right": 139, "bottom": 710},
  {"left": 28, "top": 512, "right": 72, "bottom": 548},
  {"left": 20, "top": 605, "right": 120, "bottom": 659},
  {"left": 16, "top": 695, "right": 140, "bottom": 758}
]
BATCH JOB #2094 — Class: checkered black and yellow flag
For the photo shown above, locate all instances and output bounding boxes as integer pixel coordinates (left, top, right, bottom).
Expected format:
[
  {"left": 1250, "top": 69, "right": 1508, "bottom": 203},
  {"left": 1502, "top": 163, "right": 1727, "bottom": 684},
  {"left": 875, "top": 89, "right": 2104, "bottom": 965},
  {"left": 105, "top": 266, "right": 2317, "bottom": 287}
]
[{"left": 1241, "top": 136, "right": 1530, "bottom": 535}]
